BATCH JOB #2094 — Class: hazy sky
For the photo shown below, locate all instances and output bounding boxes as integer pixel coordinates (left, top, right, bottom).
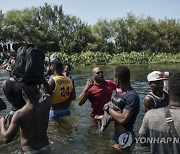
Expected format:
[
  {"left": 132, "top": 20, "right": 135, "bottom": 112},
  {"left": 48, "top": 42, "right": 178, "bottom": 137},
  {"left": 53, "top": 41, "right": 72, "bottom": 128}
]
[{"left": 1, "top": 0, "right": 180, "bottom": 25}]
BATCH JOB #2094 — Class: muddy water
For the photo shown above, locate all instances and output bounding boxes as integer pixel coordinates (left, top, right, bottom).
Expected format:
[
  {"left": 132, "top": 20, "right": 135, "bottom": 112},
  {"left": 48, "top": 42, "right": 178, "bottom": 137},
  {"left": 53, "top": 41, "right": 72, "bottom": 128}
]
[{"left": 0, "top": 64, "right": 179, "bottom": 154}]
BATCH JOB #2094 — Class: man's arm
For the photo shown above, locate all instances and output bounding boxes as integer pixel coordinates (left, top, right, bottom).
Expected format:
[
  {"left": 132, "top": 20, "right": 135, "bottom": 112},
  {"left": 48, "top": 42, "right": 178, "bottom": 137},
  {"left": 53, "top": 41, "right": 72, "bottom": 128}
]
[
  {"left": 144, "top": 96, "right": 155, "bottom": 111},
  {"left": 108, "top": 108, "right": 133, "bottom": 125},
  {"left": 48, "top": 78, "right": 55, "bottom": 92},
  {"left": 78, "top": 90, "right": 88, "bottom": 106},
  {"left": 0, "top": 112, "right": 20, "bottom": 143},
  {"left": 78, "top": 78, "right": 93, "bottom": 106},
  {"left": 42, "top": 78, "right": 52, "bottom": 96}
]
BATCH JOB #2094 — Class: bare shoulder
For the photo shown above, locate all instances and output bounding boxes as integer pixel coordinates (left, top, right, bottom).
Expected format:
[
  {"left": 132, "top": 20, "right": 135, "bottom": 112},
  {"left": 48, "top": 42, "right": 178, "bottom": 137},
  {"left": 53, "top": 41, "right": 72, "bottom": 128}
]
[
  {"left": 143, "top": 95, "right": 155, "bottom": 111},
  {"left": 12, "top": 108, "right": 26, "bottom": 121},
  {"left": 144, "top": 95, "right": 153, "bottom": 102},
  {"left": 2, "top": 79, "right": 7, "bottom": 89}
]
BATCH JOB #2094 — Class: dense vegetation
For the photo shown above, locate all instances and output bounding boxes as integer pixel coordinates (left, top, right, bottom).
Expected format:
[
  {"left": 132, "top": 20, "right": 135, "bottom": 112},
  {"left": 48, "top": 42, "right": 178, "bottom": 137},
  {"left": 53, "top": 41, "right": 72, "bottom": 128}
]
[{"left": 0, "top": 3, "right": 180, "bottom": 65}]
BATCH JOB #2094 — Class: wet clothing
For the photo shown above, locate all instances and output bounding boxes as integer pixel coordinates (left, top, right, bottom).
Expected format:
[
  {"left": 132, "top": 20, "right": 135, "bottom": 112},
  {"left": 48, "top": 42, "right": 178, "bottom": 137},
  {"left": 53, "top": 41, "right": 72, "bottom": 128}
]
[
  {"left": 50, "top": 75, "right": 73, "bottom": 120},
  {"left": 49, "top": 109, "right": 70, "bottom": 120},
  {"left": 23, "top": 145, "right": 50, "bottom": 154},
  {"left": 99, "top": 90, "right": 123, "bottom": 132},
  {"left": 139, "top": 107, "right": 180, "bottom": 154},
  {"left": 51, "top": 76, "right": 73, "bottom": 104},
  {"left": 87, "top": 80, "right": 116, "bottom": 118},
  {"left": 145, "top": 91, "right": 169, "bottom": 112},
  {"left": 112, "top": 89, "right": 140, "bottom": 148},
  {"left": 3, "top": 79, "right": 25, "bottom": 111},
  {"left": 116, "top": 90, "right": 140, "bottom": 131}
]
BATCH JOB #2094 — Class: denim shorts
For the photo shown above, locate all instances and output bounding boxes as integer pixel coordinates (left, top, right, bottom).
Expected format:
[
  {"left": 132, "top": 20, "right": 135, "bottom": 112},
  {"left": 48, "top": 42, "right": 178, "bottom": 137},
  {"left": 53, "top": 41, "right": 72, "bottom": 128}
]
[{"left": 49, "top": 109, "right": 70, "bottom": 121}]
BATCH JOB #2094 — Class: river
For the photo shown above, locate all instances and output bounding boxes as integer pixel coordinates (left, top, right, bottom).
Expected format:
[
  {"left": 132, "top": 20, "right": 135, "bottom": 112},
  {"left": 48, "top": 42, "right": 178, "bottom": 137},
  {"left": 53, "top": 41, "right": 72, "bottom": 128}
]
[{"left": 0, "top": 64, "right": 179, "bottom": 154}]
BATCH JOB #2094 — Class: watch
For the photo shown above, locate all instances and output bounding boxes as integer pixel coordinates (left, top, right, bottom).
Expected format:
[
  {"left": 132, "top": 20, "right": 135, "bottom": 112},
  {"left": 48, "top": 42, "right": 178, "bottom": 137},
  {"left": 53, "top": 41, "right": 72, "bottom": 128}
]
[{"left": 103, "top": 104, "right": 109, "bottom": 112}]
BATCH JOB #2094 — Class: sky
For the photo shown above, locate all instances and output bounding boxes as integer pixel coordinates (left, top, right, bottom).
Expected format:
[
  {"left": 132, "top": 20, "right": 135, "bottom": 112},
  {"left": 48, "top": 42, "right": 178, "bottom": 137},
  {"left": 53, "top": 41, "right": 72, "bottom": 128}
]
[{"left": 0, "top": 0, "right": 180, "bottom": 25}]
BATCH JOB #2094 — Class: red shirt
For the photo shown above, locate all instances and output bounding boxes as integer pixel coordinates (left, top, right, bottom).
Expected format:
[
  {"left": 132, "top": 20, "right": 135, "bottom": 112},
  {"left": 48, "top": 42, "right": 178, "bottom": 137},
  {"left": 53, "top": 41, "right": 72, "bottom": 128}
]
[{"left": 87, "top": 80, "right": 116, "bottom": 118}]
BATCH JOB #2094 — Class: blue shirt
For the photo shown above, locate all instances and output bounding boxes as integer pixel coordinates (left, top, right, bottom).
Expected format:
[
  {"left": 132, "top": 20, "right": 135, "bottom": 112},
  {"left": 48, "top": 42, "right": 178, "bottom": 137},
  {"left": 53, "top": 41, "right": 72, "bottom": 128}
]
[{"left": 119, "top": 90, "right": 140, "bottom": 131}]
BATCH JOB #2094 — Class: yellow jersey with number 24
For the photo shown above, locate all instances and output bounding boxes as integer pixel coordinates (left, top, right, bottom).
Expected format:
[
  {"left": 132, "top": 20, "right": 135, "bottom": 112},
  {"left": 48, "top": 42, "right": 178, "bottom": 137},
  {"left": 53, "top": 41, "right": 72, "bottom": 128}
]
[{"left": 52, "top": 76, "right": 73, "bottom": 104}]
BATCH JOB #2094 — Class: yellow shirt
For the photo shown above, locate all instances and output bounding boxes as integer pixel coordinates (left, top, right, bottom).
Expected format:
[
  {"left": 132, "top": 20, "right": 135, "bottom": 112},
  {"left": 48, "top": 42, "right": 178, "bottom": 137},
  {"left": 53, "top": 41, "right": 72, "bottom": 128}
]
[{"left": 52, "top": 76, "right": 73, "bottom": 104}]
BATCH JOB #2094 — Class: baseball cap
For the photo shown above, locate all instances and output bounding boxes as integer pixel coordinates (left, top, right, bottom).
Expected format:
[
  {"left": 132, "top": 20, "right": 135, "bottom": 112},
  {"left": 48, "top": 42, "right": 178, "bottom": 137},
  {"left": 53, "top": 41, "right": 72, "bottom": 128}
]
[
  {"left": 50, "top": 54, "right": 59, "bottom": 63},
  {"left": 163, "top": 71, "right": 170, "bottom": 79},
  {"left": 147, "top": 71, "right": 165, "bottom": 82}
]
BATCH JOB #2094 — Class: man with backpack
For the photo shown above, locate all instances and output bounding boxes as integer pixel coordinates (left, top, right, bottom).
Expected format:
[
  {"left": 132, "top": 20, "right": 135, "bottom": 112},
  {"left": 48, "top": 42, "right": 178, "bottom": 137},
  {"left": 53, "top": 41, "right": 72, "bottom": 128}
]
[
  {"left": 2, "top": 44, "right": 45, "bottom": 124},
  {"left": 0, "top": 79, "right": 52, "bottom": 153},
  {"left": 139, "top": 72, "right": 180, "bottom": 154}
]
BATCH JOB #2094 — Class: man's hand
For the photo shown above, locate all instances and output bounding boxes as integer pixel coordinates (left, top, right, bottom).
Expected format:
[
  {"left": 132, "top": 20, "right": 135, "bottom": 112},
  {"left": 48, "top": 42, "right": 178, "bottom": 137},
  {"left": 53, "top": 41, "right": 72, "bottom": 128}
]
[{"left": 84, "top": 77, "right": 94, "bottom": 91}]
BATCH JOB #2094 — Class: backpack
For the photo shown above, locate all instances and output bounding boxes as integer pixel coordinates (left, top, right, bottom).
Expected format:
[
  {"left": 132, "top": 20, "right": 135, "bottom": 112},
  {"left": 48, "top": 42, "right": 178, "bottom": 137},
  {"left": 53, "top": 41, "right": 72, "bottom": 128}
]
[{"left": 12, "top": 44, "right": 45, "bottom": 84}]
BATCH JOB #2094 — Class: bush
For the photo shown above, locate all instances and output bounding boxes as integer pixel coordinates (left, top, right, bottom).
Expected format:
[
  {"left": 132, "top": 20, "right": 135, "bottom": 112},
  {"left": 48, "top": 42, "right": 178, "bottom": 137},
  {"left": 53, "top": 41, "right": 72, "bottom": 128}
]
[{"left": 48, "top": 51, "right": 180, "bottom": 66}]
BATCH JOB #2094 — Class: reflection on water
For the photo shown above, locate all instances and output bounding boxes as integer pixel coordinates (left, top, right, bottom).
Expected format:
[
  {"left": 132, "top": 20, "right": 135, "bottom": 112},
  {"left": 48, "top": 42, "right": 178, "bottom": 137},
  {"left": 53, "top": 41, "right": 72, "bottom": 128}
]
[{"left": 0, "top": 64, "right": 179, "bottom": 153}]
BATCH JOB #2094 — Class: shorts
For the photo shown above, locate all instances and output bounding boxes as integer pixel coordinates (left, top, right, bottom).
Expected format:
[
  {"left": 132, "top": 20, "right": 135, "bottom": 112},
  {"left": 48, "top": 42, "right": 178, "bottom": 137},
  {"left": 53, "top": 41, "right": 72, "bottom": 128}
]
[
  {"left": 49, "top": 109, "right": 70, "bottom": 121},
  {"left": 23, "top": 145, "right": 50, "bottom": 154},
  {"left": 114, "top": 131, "right": 136, "bottom": 148}
]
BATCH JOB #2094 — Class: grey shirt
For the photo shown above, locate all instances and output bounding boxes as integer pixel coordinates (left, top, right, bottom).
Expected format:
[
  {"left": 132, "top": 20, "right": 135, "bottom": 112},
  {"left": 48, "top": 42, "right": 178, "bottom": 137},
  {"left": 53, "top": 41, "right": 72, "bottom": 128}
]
[{"left": 139, "top": 107, "right": 180, "bottom": 154}]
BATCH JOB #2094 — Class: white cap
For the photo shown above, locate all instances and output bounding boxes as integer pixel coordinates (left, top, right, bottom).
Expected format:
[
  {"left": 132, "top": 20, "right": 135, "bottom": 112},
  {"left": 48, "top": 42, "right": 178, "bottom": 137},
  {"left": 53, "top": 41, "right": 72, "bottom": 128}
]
[
  {"left": 163, "top": 71, "right": 170, "bottom": 79},
  {"left": 147, "top": 71, "right": 165, "bottom": 82},
  {"left": 50, "top": 54, "right": 59, "bottom": 63}
]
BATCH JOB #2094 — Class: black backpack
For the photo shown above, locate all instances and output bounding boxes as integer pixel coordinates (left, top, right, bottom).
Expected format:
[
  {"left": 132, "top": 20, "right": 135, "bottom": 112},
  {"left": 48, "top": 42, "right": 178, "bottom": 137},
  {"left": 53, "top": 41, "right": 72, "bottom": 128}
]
[{"left": 12, "top": 44, "right": 45, "bottom": 84}]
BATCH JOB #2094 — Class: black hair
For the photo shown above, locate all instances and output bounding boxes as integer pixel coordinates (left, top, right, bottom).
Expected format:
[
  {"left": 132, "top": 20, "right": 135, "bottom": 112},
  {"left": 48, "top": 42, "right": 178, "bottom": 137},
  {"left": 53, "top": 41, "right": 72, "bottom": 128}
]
[
  {"left": 51, "top": 61, "right": 63, "bottom": 73},
  {"left": 22, "top": 84, "right": 39, "bottom": 100},
  {"left": 115, "top": 65, "right": 130, "bottom": 84},
  {"left": 65, "top": 63, "right": 71, "bottom": 67},
  {"left": 168, "top": 72, "right": 180, "bottom": 102},
  {"left": 65, "top": 63, "right": 72, "bottom": 70}
]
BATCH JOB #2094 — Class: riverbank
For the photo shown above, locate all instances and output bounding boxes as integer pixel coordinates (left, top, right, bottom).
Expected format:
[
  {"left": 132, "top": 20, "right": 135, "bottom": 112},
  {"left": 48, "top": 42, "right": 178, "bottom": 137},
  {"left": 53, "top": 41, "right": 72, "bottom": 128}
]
[{"left": 53, "top": 51, "right": 180, "bottom": 65}]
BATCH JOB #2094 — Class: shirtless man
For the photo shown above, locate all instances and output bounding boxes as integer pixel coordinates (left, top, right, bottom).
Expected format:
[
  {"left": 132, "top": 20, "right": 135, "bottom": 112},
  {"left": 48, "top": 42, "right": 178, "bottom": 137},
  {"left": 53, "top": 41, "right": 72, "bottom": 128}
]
[
  {"left": 0, "top": 79, "right": 52, "bottom": 153},
  {"left": 48, "top": 61, "right": 75, "bottom": 120},
  {"left": 2, "top": 75, "right": 26, "bottom": 124}
]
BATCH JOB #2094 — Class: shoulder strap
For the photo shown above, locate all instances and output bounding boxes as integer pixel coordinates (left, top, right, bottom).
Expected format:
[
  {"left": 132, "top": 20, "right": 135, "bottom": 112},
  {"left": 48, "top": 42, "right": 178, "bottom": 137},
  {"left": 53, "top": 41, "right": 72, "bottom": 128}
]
[
  {"left": 164, "top": 106, "right": 179, "bottom": 138},
  {"left": 147, "top": 93, "right": 157, "bottom": 108}
]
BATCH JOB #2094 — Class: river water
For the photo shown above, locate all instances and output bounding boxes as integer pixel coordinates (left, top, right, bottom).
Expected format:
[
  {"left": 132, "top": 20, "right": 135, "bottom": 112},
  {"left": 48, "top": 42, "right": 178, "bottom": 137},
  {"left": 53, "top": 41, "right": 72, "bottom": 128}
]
[{"left": 0, "top": 64, "right": 179, "bottom": 154}]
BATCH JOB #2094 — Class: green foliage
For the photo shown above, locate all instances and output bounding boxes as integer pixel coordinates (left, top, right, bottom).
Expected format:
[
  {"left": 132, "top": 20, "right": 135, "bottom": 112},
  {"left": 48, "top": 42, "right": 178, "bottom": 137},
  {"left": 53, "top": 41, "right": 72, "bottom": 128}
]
[
  {"left": 151, "top": 52, "right": 180, "bottom": 63},
  {"left": 109, "top": 51, "right": 150, "bottom": 65},
  {"left": 1, "top": 5, "right": 180, "bottom": 56},
  {"left": 51, "top": 51, "right": 180, "bottom": 66},
  {"left": 80, "top": 51, "right": 112, "bottom": 65},
  {"left": 52, "top": 51, "right": 112, "bottom": 65}
]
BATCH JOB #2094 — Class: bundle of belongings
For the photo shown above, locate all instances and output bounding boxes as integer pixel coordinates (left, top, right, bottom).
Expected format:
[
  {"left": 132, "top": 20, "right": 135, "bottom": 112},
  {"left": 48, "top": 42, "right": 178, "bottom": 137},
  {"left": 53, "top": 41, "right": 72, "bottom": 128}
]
[
  {"left": 12, "top": 44, "right": 45, "bottom": 84},
  {"left": 99, "top": 90, "right": 125, "bottom": 132}
]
